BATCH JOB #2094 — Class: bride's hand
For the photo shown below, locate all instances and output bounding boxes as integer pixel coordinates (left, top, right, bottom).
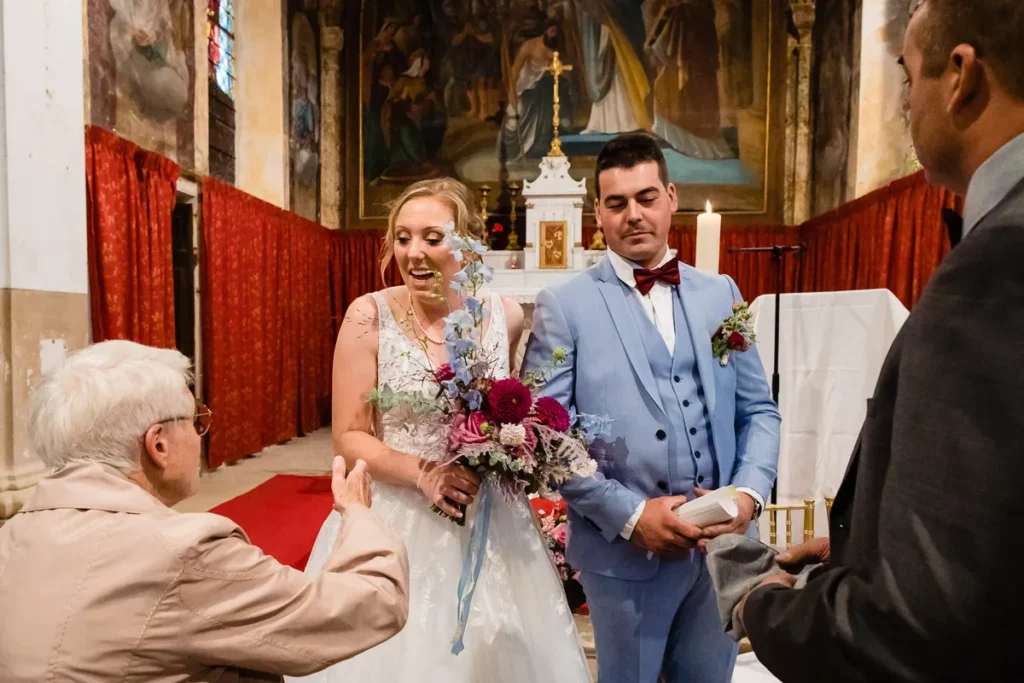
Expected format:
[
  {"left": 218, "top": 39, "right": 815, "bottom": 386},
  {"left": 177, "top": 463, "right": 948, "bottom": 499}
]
[{"left": 417, "top": 462, "right": 481, "bottom": 519}]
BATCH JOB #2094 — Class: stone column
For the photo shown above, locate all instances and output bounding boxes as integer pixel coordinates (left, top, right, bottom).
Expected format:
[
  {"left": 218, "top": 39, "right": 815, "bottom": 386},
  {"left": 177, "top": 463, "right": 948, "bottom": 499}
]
[
  {"left": 319, "top": 25, "right": 344, "bottom": 229},
  {"left": 783, "top": 34, "right": 799, "bottom": 225},
  {"left": 1, "top": 0, "right": 90, "bottom": 521},
  {"left": 791, "top": 0, "right": 816, "bottom": 225}
]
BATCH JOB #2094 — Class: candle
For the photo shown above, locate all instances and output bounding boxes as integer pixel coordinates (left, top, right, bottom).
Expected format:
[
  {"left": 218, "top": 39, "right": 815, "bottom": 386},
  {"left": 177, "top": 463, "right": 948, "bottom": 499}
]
[{"left": 695, "top": 200, "right": 721, "bottom": 274}]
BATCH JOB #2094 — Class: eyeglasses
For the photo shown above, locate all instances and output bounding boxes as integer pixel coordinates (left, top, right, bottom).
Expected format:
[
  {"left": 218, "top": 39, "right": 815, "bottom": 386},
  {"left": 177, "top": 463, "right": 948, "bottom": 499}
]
[{"left": 156, "top": 400, "right": 212, "bottom": 437}]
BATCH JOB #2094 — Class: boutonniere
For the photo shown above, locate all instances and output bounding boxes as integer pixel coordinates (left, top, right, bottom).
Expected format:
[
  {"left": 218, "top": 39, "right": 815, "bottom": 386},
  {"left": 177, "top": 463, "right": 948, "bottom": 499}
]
[{"left": 712, "top": 302, "right": 756, "bottom": 366}]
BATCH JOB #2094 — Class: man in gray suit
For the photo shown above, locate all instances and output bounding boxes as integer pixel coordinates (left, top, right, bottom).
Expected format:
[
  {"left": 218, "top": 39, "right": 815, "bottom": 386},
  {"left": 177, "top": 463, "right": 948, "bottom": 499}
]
[{"left": 737, "top": 1, "right": 1024, "bottom": 681}]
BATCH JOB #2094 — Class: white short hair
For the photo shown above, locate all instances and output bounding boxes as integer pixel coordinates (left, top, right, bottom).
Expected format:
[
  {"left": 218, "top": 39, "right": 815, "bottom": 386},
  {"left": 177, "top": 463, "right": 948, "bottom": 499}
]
[{"left": 29, "top": 340, "right": 195, "bottom": 474}]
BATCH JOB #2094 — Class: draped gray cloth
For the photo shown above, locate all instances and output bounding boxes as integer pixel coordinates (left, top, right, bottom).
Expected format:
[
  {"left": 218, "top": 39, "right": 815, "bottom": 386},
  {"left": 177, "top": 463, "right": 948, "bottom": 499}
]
[{"left": 705, "top": 535, "right": 819, "bottom": 640}]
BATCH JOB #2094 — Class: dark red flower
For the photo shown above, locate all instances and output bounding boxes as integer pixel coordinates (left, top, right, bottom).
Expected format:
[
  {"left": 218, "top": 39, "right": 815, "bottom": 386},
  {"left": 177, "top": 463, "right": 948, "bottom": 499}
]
[
  {"left": 728, "top": 331, "right": 748, "bottom": 350},
  {"left": 486, "top": 378, "right": 533, "bottom": 425},
  {"left": 433, "top": 364, "right": 455, "bottom": 384},
  {"left": 534, "top": 396, "right": 571, "bottom": 432}
]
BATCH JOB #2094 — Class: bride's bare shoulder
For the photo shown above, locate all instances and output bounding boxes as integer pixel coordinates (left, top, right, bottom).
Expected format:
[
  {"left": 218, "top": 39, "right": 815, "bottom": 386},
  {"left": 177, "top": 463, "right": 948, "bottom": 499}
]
[
  {"left": 500, "top": 295, "right": 525, "bottom": 333},
  {"left": 344, "top": 287, "right": 406, "bottom": 326}
]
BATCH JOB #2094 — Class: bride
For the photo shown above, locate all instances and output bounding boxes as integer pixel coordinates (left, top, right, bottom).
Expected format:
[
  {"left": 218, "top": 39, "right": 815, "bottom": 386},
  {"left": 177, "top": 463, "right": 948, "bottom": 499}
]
[{"left": 292, "top": 178, "right": 593, "bottom": 682}]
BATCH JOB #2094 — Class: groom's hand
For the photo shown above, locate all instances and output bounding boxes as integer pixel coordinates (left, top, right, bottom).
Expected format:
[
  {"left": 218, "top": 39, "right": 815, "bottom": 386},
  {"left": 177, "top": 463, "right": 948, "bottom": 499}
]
[
  {"left": 695, "top": 488, "right": 756, "bottom": 551},
  {"left": 631, "top": 496, "right": 704, "bottom": 558}
]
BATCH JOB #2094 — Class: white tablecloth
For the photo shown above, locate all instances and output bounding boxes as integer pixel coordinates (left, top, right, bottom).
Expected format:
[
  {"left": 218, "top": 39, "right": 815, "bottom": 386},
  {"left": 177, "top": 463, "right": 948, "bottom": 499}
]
[{"left": 748, "top": 290, "right": 909, "bottom": 541}]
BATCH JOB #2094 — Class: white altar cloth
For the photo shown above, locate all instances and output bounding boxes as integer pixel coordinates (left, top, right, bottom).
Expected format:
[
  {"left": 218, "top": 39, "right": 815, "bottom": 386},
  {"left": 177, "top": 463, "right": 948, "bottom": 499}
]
[{"left": 748, "top": 289, "right": 909, "bottom": 541}]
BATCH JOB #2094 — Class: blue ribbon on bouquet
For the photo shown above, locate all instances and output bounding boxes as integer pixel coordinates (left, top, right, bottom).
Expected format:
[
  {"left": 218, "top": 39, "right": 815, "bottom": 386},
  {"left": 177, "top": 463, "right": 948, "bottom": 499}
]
[{"left": 450, "top": 485, "right": 493, "bottom": 655}]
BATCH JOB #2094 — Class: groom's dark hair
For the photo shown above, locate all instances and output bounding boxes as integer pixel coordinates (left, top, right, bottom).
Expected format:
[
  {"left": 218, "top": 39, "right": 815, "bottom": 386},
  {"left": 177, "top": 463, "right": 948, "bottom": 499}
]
[{"left": 594, "top": 134, "right": 670, "bottom": 199}]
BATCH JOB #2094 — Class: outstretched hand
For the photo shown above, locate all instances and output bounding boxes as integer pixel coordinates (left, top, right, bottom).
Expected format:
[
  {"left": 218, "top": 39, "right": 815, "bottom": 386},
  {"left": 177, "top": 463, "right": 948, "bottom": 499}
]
[{"left": 332, "top": 456, "right": 372, "bottom": 512}]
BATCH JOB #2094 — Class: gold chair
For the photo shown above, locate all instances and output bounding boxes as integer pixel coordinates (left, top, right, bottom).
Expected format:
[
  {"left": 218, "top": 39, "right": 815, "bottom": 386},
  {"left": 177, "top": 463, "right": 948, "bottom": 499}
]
[
  {"left": 762, "top": 499, "right": 815, "bottom": 548},
  {"left": 760, "top": 496, "right": 836, "bottom": 548}
]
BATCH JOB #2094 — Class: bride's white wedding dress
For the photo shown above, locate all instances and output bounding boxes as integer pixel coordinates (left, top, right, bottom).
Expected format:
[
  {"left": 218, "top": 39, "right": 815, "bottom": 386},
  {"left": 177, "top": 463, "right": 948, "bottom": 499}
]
[{"left": 290, "top": 291, "right": 592, "bottom": 683}]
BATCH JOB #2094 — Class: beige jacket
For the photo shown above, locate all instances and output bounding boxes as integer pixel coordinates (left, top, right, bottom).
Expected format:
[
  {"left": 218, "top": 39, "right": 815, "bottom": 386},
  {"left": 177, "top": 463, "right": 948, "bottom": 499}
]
[{"left": 0, "top": 462, "right": 409, "bottom": 682}]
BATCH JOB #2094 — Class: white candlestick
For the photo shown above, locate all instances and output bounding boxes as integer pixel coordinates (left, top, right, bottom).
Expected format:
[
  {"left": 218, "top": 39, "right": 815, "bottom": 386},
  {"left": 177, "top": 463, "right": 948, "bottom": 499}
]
[{"left": 695, "top": 200, "right": 721, "bottom": 273}]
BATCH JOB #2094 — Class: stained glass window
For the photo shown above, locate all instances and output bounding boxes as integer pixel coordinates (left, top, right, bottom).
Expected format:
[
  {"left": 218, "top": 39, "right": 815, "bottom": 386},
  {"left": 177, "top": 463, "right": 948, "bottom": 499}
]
[{"left": 208, "top": 0, "right": 235, "bottom": 99}]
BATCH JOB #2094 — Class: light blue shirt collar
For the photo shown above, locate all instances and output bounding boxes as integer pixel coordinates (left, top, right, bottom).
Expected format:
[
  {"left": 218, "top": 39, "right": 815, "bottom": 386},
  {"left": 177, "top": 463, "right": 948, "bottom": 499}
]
[
  {"left": 962, "top": 131, "right": 1024, "bottom": 238},
  {"left": 606, "top": 248, "right": 676, "bottom": 289}
]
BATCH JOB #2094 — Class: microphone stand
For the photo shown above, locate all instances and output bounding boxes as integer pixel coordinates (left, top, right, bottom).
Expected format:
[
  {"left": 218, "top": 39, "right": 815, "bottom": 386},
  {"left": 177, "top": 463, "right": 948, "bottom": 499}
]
[{"left": 727, "top": 244, "right": 805, "bottom": 504}]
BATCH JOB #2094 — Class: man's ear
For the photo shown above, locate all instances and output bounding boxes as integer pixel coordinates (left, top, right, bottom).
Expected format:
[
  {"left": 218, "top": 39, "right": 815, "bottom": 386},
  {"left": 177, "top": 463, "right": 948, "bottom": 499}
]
[
  {"left": 666, "top": 182, "right": 678, "bottom": 211},
  {"left": 948, "top": 43, "right": 982, "bottom": 117},
  {"left": 142, "top": 424, "right": 171, "bottom": 472}
]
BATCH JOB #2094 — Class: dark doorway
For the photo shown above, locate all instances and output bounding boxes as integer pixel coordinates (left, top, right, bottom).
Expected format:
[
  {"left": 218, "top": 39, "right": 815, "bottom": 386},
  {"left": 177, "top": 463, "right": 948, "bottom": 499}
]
[{"left": 171, "top": 203, "right": 196, "bottom": 361}]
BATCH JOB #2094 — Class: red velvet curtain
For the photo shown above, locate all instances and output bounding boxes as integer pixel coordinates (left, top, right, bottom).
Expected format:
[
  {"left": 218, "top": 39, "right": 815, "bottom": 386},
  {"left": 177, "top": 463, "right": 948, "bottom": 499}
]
[
  {"left": 202, "top": 180, "right": 337, "bottom": 468},
  {"left": 798, "top": 171, "right": 959, "bottom": 308},
  {"left": 287, "top": 214, "right": 334, "bottom": 433},
  {"left": 202, "top": 180, "right": 283, "bottom": 468},
  {"left": 85, "top": 126, "right": 179, "bottom": 347}
]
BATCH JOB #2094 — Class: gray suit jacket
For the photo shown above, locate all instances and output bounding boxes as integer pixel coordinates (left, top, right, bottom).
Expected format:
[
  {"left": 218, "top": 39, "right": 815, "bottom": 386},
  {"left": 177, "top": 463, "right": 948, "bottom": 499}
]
[{"left": 742, "top": 179, "right": 1024, "bottom": 681}]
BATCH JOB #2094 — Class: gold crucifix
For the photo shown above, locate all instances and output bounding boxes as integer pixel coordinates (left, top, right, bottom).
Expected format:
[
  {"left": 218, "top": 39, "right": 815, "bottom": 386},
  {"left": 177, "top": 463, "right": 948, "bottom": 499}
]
[{"left": 544, "top": 51, "right": 573, "bottom": 157}]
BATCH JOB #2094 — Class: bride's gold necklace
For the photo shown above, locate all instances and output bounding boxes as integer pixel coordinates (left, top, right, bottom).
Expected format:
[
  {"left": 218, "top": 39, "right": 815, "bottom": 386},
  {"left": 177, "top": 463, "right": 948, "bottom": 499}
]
[{"left": 408, "top": 293, "right": 446, "bottom": 346}]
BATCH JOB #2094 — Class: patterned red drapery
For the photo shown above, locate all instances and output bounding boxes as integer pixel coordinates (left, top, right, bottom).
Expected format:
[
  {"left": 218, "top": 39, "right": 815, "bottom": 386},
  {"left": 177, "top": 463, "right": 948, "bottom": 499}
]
[
  {"left": 799, "top": 170, "right": 960, "bottom": 309},
  {"left": 201, "top": 179, "right": 336, "bottom": 468},
  {"left": 85, "top": 126, "right": 179, "bottom": 347}
]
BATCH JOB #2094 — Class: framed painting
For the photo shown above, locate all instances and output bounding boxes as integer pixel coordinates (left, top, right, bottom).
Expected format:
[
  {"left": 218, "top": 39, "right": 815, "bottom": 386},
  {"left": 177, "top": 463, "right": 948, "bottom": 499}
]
[
  {"left": 345, "top": 0, "right": 786, "bottom": 226},
  {"left": 538, "top": 220, "right": 569, "bottom": 269},
  {"left": 88, "top": 0, "right": 196, "bottom": 168}
]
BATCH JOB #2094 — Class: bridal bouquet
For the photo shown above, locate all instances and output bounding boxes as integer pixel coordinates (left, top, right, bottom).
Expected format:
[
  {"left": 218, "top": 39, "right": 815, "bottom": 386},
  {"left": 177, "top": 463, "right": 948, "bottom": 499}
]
[{"left": 368, "top": 222, "right": 607, "bottom": 653}]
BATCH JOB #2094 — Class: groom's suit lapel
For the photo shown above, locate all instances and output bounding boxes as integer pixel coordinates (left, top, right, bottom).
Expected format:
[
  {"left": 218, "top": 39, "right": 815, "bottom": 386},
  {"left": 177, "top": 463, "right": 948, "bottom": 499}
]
[
  {"left": 677, "top": 267, "right": 717, "bottom": 414},
  {"left": 594, "top": 258, "right": 666, "bottom": 416}
]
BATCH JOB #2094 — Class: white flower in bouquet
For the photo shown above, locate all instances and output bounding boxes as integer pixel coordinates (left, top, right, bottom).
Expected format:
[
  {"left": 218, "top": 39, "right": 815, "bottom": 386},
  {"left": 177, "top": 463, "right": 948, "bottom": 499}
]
[{"left": 498, "top": 423, "right": 527, "bottom": 447}]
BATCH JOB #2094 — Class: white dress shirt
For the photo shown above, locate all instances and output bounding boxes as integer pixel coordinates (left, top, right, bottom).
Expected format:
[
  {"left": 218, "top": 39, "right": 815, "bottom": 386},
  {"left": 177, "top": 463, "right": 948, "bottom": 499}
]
[{"left": 604, "top": 249, "right": 764, "bottom": 540}]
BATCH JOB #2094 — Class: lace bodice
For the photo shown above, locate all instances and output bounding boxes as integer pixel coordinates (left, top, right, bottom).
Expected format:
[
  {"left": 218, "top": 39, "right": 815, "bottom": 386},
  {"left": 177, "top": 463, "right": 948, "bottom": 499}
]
[{"left": 371, "top": 291, "right": 510, "bottom": 463}]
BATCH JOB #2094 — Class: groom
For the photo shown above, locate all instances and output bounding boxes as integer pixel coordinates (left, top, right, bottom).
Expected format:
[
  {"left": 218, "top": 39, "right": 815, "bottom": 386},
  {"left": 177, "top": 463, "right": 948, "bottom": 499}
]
[{"left": 522, "top": 134, "right": 780, "bottom": 683}]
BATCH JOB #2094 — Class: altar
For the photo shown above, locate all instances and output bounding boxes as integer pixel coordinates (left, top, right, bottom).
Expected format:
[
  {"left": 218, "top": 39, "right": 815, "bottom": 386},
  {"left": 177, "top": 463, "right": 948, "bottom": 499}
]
[{"left": 477, "top": 51, "right": 611, "bottom": 306}]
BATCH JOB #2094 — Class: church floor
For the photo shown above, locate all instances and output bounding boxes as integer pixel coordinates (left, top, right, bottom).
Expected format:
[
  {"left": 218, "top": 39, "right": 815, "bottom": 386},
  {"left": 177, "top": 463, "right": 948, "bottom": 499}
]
[{"left": 174, "top": 427, "right": 599, "bottom": 679}]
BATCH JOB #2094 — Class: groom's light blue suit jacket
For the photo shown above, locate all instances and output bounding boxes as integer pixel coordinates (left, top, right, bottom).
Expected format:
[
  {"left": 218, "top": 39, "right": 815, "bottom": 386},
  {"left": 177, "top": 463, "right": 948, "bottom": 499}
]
[{"left": 523, "top": 256, "right": 781, "bottom": 581}]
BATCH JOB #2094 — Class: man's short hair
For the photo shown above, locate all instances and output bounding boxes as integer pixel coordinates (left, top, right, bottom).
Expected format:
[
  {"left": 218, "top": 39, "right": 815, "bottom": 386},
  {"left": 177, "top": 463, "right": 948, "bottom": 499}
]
[
  {"left": 917, "top": 0, "right": 1024, "bottom": 100},
  {"left": 594, "top": 134, "right": 670, "bottom": 199}
]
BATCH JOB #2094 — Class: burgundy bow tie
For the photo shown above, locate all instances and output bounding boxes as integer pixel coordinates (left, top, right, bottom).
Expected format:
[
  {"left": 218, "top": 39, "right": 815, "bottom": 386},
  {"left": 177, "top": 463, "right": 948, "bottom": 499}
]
[{"left": 633, "top": 260, "right": 681, "bottom": 295}]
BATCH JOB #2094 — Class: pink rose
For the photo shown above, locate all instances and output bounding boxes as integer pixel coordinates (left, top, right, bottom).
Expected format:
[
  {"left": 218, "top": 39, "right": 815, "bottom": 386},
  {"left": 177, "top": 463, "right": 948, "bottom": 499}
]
[
  {"left": 448, "top": 411, "right": 489, "bottom": 451},
  {"left": 552, "top": 522, "right": 568, "bottom": 547}
]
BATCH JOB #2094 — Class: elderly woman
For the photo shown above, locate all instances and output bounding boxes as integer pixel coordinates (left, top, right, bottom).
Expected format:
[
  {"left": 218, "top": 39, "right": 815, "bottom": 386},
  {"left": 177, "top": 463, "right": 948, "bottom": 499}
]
[{"left": 0, "top": 340, "right": 409, "bottom": 682}]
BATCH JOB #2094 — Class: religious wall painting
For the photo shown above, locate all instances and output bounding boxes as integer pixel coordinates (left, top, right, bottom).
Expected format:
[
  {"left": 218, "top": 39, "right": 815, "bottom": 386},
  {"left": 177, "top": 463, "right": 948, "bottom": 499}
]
[
  {"left": 353, "top": 0, "right": 782, "bottom": 222},
  {"left": 87, "top": 0, "right": 196, "bottom": 168},
  {"left": 289, "top": 0, "right": 321, "bottom": 222},
  {"left": 539, "top": 220, "right": 569, "bottom": 269}
]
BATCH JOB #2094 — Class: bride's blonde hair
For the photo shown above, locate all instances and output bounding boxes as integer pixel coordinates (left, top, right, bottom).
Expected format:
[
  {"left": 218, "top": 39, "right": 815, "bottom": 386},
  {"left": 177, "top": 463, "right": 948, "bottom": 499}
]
[{"left": 380, "top": 178, "right": 486, "bottom": 285}]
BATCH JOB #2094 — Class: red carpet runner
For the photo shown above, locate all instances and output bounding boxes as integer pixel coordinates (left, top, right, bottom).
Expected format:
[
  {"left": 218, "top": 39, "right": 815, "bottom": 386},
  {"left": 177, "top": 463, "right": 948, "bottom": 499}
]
[{"left": 210, "top": 475, "right": 333, "bottom": 571}]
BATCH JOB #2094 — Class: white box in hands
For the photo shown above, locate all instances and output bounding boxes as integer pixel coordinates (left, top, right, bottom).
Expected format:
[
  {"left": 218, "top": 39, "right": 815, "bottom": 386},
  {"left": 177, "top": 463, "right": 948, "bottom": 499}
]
[{"left": 674, "top": 485, "right": 739, "bottom": 528}]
